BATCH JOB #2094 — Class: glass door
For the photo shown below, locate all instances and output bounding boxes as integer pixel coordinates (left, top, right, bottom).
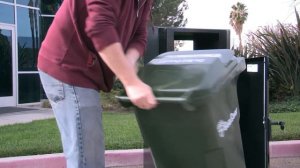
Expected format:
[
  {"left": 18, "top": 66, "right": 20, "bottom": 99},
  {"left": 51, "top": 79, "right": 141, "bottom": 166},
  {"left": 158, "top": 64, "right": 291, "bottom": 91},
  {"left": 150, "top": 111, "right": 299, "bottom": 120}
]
[{"left": 0, "top": 24, "right": 16, "bottom": 107}]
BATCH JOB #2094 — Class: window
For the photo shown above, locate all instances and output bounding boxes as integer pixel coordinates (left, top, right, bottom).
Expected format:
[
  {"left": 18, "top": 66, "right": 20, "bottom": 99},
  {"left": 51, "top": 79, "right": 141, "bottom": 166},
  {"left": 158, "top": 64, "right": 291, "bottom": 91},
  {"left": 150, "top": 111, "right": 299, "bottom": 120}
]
[
  {"left": 18, "top": 74, "right": 40, "bottom": 103},
  {"left": 17, "top": 7, "right": 40, "bottom": 71},
  {"left": 0, "top": 3, "right": 14, "bottom": 24},
  {"left": 16, "top": 0, "right": 40, "bottom": 7},
  {"left": 0, "top": 0, "right": 14, "bottom": 3},
  {"left": 41, "top": 0, "right": 62, "bottom": 14},
  {"left": 41, "top": 16, "right": 54, "bottom": 40},
  {"left": 0, "top": 29, "right": 13, "bottom": 97}
]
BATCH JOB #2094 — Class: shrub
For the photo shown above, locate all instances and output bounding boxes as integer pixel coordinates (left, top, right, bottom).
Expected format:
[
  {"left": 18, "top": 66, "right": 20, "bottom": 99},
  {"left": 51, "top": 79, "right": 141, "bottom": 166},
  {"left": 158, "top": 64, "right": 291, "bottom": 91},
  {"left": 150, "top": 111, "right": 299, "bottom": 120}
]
[
  {"left": 269, "top": 96, "right": 300, "bottom": 113},
  {"left": 235, "top": 23, "right": 300, "bottom": 100},
  {"left": 100, "top": 89, "right": 128, "bottom": 111}
]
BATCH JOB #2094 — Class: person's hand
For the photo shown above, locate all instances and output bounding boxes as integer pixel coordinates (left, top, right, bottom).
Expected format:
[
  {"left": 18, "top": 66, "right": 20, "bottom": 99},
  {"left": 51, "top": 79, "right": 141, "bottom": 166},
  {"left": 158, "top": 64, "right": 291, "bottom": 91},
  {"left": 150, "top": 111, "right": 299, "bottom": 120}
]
[
  {"left": 124, "top": 80, "right": 157, "bottom": 110},
  {"left": 98, "top": 43, "right": 156, "bottom": 109}
]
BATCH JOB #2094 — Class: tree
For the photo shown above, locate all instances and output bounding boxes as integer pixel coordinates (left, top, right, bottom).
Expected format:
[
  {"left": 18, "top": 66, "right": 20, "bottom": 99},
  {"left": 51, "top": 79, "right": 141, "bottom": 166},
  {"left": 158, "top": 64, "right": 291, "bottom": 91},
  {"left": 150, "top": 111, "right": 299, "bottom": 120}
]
[
  {"left": 229, "top": 2, "right": 248, "bottom": 53},
  {"left": 151, "top": 0, "right": 188, "bottom": 27}
]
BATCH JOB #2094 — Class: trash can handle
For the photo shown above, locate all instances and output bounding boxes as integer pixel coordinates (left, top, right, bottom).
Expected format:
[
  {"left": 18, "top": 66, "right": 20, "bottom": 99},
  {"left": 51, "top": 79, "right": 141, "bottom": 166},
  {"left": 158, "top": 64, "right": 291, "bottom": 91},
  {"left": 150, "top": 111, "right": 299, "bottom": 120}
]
[
  {"left": 116, "top": 96, "right": 187, "bottom": 103},
  {"left": 116, "top": 96, "right": 195, "bottom": 111}
]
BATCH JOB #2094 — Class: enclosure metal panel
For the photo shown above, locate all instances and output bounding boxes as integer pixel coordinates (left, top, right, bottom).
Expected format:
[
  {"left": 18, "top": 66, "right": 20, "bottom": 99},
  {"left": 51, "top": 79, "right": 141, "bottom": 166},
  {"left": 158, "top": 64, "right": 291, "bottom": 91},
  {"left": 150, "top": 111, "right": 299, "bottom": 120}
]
[
  {"left": 144, "top": 27, "right": 230, "bottom": 64},
  {"left": 237, "top": 57, "right": 269, "bottom": 168}
]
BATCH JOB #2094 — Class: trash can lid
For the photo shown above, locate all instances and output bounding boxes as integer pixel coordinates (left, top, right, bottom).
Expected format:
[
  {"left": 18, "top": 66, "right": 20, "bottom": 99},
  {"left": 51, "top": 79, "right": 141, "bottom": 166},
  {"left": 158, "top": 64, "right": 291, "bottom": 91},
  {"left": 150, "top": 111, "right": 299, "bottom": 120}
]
[{"left": 149, "top": 49, "right": 242, "bottom": 67}]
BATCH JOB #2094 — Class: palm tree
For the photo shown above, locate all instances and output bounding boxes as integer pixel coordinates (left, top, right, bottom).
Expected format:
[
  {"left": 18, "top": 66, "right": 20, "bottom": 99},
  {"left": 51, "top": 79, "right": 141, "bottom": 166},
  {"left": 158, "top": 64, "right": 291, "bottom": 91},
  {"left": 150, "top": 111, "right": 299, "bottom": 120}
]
[{"left": 229, "top": 2, "right": 248, "bottom": 53}]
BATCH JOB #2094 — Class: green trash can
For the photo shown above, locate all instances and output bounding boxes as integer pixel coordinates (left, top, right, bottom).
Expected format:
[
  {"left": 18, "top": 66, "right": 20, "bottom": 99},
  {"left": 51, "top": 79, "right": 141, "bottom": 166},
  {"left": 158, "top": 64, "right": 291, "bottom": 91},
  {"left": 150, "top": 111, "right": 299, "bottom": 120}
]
[{"left": 118, "top": 49, "right": 246, "bottom": 168}]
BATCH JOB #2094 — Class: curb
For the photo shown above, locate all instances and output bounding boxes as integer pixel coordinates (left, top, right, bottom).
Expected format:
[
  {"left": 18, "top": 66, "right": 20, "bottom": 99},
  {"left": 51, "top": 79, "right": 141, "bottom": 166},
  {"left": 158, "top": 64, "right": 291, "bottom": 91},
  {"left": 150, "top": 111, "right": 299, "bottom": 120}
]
[
  {"left": 0, "top": 141, "right": 299, "bottom": 168},
  {"left": 0, "top": 149, "right": 152, "bottom": 168},
  {"left": 0, "top": 153, "right": 65, "bottom": 168},
  {"left": 269, "top": 140, "right": 300, "bottom": 158}
]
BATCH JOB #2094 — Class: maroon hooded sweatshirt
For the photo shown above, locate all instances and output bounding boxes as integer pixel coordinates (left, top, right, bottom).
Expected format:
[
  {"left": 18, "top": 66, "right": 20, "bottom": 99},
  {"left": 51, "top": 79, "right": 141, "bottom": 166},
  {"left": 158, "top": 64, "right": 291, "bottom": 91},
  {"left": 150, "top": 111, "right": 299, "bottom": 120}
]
[{"left": 38, "top": 0, "right": 152, "bottom": 92}]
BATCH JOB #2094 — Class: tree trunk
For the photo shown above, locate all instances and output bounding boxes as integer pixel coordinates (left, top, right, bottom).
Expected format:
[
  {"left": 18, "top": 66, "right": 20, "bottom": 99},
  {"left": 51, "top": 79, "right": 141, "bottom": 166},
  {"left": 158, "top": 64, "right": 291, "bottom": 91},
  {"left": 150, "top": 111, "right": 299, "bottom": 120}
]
[{"left": 238, "top": 33, "right": 243, "bottom": 54}]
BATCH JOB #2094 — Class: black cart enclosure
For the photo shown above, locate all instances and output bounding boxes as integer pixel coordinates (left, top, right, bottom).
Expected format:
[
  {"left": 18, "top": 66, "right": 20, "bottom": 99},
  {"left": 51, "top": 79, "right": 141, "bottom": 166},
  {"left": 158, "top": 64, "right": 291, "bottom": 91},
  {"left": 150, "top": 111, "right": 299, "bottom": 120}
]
[{"left": 119, "top": 49, "right": 247, "bottom": 168}]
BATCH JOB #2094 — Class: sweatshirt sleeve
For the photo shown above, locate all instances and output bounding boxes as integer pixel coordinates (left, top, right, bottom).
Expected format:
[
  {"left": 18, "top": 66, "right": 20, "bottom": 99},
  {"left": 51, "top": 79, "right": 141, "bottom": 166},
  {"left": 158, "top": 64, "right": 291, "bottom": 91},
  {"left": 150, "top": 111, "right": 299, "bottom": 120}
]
[
  {"left": 126, "top": 1, "right": 153, "bottom": 56},
  {"left": 85, "top": 0, "right": 120, "bottom": 52}
]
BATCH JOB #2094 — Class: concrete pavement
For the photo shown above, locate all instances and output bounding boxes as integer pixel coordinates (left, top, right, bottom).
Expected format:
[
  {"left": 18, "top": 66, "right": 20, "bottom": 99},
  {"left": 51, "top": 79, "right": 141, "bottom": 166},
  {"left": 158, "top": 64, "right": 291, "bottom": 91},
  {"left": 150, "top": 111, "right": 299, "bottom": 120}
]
[
  {"left": 271, "top": 157, "right": 300, "bottom": 168},
  {"left": 0, "top": 107, "right": 54, "bottom": 126}
]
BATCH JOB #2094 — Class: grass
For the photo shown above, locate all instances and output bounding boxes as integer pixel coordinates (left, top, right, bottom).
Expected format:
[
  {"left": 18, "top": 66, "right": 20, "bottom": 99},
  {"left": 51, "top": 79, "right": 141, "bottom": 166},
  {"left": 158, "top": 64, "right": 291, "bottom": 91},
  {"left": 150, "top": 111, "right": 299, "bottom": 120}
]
[
  {"left": 1, "top": 100, "right": 300, "bottom": 158},
  {"left": 0, "top": 118, "right": 61, "bottom": 157},
  {"left": 103, "top": 112, "right": 144, "bottom": 150},
  {"left": 0, "top": 111, "right": 143, "bottom": 158},
  {"left": 269, "top": 112, "right": 300, "bottom": 141}
]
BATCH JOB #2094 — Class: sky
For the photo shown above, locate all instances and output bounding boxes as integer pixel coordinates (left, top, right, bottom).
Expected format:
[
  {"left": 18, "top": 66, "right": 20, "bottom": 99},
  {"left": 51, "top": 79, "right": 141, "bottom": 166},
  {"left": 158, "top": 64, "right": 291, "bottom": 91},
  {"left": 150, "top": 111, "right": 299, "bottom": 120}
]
[{"left": 182, "top": 0, "right": 298, "bottom": 48}]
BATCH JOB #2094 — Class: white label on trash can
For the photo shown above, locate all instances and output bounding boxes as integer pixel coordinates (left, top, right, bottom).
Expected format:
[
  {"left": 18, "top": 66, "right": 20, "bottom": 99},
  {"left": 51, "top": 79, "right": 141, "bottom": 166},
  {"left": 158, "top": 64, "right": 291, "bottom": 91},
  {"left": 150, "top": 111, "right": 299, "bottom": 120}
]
[
  {"left": 247, "top": 64, "right": 258, "bottom": 72},
  {"left": 217, "top": 108, "right": 238, "bottom": 138}
]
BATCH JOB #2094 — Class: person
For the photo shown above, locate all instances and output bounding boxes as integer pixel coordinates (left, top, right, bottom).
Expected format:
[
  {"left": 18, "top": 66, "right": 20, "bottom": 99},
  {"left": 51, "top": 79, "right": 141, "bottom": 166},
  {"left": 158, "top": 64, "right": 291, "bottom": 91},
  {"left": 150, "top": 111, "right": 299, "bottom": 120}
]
[{"left": 37, "top": 0, "right": 157, "bottom": 167}]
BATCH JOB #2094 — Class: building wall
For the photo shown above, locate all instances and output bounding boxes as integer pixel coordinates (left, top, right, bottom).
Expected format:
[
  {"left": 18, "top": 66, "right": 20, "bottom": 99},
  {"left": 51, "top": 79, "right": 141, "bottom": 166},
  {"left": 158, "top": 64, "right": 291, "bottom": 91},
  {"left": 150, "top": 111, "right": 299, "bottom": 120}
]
[{"left": 0, "top": 0, "right": 62, "bottom": 106}]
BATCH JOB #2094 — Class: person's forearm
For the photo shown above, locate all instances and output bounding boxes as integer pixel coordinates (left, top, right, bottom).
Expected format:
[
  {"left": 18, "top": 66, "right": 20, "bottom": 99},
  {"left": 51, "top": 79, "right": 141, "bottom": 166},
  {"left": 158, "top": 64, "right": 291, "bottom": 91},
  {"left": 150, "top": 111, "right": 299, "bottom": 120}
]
[
  {"left": 98, "top": 43, "right": 140, "bottom": 86},
  {"left": 126, "top": 48, "right": 140, "bottom": 66},
  {"left": 125, "top": 47, "right": 141, "bottom": 73}
]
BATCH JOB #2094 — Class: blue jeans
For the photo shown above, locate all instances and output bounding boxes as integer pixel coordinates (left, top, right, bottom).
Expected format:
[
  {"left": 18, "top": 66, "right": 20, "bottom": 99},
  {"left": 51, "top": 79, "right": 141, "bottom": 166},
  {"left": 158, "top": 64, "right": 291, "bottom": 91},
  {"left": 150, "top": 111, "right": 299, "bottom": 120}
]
[{"left": 39, "top": 70, "right": 105, "bottom": 168}]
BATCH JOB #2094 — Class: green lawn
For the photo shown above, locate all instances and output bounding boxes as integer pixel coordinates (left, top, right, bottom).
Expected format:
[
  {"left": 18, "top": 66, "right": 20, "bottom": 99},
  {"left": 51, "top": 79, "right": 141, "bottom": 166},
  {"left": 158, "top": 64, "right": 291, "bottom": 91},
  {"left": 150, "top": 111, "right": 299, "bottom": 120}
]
[
  {"left": 269, "top": 112, "right": 300, "bottom": 141},
  {"left": 0, "top": 112, "right": 144, "bottom": 158},
  {"left": 0, "top": 118, "right": 61, "bottom": 157},
  {"left": 0, "top": 110, "right": 299, "bottom": 158}
]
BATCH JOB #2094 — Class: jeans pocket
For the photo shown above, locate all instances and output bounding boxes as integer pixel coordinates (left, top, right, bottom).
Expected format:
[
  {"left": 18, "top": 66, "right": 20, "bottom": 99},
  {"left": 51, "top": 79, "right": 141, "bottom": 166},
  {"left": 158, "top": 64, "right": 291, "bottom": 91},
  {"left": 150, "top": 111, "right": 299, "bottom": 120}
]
[{"left": 39, "top": 71, "right": 65, "bottom": 103}]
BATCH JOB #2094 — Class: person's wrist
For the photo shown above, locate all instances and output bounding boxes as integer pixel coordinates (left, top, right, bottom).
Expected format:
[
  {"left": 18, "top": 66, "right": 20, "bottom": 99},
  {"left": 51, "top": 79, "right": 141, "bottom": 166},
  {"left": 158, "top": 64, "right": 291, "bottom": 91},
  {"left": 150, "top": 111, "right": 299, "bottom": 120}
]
[
  {"left": 126, "top": 54, "right": 139, "bottom": 65},
  {"left": 121, "top": 74, "right": 142, "bottom": 87},
  {"left": 126, "top": 48, "right": 140, "bottom": 63}
]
